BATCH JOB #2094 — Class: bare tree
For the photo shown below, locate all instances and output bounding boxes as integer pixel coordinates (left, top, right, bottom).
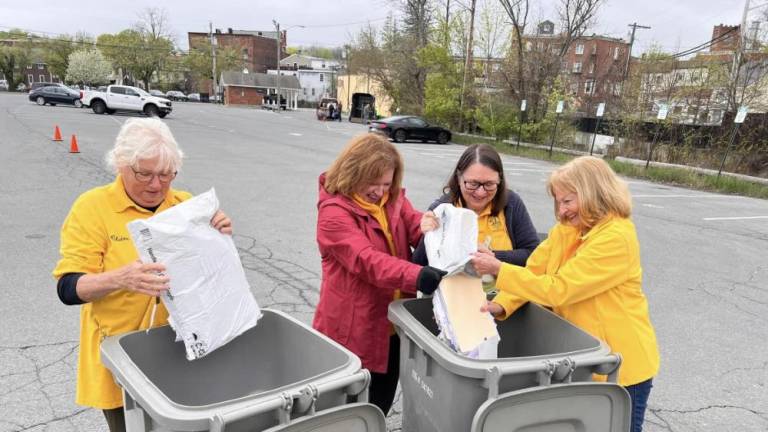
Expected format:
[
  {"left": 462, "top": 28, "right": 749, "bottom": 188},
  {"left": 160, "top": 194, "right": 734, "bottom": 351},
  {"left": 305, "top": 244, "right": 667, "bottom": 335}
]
[
  {"left": 555, "top": 0, "right": 603, "bottom": 58},
  {"left": 458, "top": 0, "right": 478, "bottom": 130},
  {"left": 499, "top": 0, "right": 529, "bottom": 104}
]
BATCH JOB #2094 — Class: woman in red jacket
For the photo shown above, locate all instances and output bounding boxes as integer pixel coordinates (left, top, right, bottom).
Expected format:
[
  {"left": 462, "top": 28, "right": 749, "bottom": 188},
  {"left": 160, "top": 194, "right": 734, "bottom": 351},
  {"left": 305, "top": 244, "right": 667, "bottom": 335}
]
[{"left": 313, "top": 133, "right": 445, "bottom": 415}]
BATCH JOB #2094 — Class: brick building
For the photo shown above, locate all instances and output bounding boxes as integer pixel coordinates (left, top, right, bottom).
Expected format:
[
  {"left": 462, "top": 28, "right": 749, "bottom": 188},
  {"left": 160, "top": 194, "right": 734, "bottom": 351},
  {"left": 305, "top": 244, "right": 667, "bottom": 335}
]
[
  {"left": 220, "top": 71, "right": 300, "bottom": 109},
  {"left": 523, "top": 29, "right": 630, "bottom": 116},
  {"left": 188, "top": 28, "right": 287, "bottom": 94}
]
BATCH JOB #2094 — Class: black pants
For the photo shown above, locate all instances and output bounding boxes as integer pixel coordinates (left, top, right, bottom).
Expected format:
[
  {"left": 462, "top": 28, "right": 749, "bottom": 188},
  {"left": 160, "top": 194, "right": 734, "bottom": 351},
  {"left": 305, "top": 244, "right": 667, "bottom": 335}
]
[
  {"left": 103, "top": 407, "right": 126, "bottom": 432},
  {"left": 368, "top": 334, "right": 400, "bottom": 416}
]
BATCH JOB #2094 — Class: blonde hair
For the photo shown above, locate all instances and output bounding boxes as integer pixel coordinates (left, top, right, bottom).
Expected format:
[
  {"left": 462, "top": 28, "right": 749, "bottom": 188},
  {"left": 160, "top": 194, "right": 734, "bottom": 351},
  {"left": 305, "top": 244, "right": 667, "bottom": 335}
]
[
  {"left": 106, "top": 118, "right": 183, "bottom": 174},
  {"left": 325, "top": 133, "right": 404, "bottom": 200},
  {"left": 547, "top": 156, "right": 631, "bottom": 230}
]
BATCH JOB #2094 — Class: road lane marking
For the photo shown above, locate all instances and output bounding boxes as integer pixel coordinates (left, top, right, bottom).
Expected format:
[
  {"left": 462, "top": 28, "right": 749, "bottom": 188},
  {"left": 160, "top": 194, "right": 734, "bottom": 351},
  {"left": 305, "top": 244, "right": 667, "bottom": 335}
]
[
  {"left": 641, "top": 204, "right": 665, "bottom": 209},
  {"left": 290, "top": 133, "right": 302, "bottom": 136},
  {"left": 633, "top": 194, "right": 740, "bottom": 199},
  {"left": 702, "top": 216, "right": 768, "bottom": 221}
]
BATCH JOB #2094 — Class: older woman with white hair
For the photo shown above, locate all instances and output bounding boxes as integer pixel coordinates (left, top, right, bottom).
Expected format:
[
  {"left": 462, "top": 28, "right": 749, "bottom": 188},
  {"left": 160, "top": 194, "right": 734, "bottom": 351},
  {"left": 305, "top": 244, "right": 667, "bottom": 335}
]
[{"left": 52, "top": 118, "right": 231, "bottom": 432}]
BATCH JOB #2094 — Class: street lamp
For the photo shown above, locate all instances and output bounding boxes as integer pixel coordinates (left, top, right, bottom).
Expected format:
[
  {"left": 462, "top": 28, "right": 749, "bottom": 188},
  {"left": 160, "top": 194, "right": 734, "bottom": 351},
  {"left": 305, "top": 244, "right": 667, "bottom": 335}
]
[{"left": 272, "top": 20, "right": 305, "bottom": 111}]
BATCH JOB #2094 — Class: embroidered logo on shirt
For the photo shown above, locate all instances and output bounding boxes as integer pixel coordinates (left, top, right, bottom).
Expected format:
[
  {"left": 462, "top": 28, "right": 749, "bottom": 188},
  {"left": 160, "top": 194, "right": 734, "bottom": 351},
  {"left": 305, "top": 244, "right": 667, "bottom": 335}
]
[{"left": 110, "top": 234, "right": 129, "bottom": 242}]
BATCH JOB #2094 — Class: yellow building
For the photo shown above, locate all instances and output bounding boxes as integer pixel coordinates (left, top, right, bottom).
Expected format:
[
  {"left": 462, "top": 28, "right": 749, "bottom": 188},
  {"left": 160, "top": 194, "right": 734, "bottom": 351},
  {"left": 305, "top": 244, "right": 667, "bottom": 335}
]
[{"left": 337, "top": 73, "right": 394, "bottom": 117}]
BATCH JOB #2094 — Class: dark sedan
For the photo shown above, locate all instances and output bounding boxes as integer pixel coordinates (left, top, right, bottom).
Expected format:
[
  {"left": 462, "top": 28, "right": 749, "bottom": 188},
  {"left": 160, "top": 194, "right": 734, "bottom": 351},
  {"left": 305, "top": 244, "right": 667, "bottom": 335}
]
[
  {"left": 369, "top": 115, "right": 452, "bottom": 144},
  {"left": 29, "top": 86, "right": 83, "bottom": 108}
]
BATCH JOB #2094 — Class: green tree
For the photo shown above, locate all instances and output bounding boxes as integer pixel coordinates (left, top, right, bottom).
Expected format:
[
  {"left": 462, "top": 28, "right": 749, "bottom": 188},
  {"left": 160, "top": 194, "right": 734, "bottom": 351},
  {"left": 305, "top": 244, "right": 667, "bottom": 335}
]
[
  {"left": 420, "top": 44, "right": 463, "bottom": 128},
  {"left": 41, "top": 32, "right": 93, "bottom": 81},
  {"left": 184, "top": 41, "right": 243, "bottom": 84},
  {"left": 66, "top": 49, "right": 112, "bottom": 86},
  {"left": 0, "top": 29, "right": 32, "bottom": 91}
]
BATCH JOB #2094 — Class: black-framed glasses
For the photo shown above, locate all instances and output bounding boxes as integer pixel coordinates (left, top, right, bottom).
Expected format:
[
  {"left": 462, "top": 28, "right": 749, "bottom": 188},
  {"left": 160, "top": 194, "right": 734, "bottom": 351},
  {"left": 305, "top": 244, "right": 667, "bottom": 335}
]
[
  {"left": 463, "top": 179, "right": 499, "bottom": 192},
  {"left": 131, "top": 167, "right": 177, "bottom": 183}
]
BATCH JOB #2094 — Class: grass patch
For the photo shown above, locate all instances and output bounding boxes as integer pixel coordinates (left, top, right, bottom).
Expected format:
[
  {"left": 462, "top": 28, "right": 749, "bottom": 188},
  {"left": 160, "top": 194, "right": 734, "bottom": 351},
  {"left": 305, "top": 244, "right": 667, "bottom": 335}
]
[{"left": 454, "top": 134, "right": 768, "bottom": 200}]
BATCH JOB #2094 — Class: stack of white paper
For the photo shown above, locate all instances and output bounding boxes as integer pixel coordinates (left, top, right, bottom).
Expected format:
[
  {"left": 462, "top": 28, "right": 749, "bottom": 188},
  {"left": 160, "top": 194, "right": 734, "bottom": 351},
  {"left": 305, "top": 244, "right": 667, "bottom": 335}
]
[
  {"left": 128, "top": 188, "right": 262, "bottom": 361},
  {"left": 425, "top": 204, "right": 499, "bottom": 359}
]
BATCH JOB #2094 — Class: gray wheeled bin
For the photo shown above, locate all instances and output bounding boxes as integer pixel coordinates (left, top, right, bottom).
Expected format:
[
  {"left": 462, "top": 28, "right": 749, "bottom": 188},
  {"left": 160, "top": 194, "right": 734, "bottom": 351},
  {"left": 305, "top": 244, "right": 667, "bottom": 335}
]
[
  {"left": 101, "top": 309, "right": 370, "bottom": 432},
  {"left": 388, "top": 299, "right": 624, "bottom": 432},
  {"left": 262, "top": 403, "right": 386, "bottom": 431},
  {"left": 471, "top": 382, "right": 630, "bottom": 431}
]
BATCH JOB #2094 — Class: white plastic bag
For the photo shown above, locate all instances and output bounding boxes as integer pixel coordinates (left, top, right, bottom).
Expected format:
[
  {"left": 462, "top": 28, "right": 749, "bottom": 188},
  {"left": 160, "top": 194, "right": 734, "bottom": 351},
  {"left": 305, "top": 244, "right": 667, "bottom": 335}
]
[
  {"left": 128, "top": 188, "right": 261, "bottom": 360},
  {"left": 424, "top": 203, "right": 478, "bottom": 275}
]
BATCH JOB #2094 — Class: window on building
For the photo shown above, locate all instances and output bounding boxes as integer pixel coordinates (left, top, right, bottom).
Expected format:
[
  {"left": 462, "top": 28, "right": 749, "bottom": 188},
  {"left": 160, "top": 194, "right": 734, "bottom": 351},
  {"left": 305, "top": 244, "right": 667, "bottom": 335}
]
[
  {"left": 613, "top": 47, "right": 620, "bottom": 60},
  {"left": 37, "top": 63, "right": 44, "bottom": 69},
  {"left": 293, "top": 62, "right": 298, "bottom": 69},
  {"left": 575, "top": 43, "right": 584, "bottom": 55},
  {"left": 525, "top": 41, "right": 532, "bottom": 51},
  {"left": 39, "top": 74, "right": 45, "bottom": 82},
  {"left": 320, "top": 73, "right": 324, "bottom": 82},
  {"left": 591, "top": 44, "right": 597, "bottom": 55},
  {"left": 589, "top": 63, "right": 595, "bottom": 74},
  {"left": 26, "top": 65, "right": 32, "bottom": 70},
  {"left": 570, "top": 83, "right": 579, "bottom": 95},
  {"left": 572, "top": 62, "right": 582, "bottom": 73},
  {"left": 613, "top": 83, "right": 622, "bottom": 96},
  {"left": 303, "top": 88, "right": 307, "bottom": 95},
  {"left": 28, "top": 74, "right": 34, "bottom": 83},
  {"left": 311, "top": 88, "right": 315, "bottom": 96},
  {"left": 584, "top": 79, "right": 595, "bottom": 95}
]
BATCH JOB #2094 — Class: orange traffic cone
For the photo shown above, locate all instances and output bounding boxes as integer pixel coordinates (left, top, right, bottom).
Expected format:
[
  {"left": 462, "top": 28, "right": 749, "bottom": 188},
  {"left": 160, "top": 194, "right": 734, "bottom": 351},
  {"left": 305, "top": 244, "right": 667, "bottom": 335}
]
[
  {"left": 52, "top": 125, "right": 63, "bottom": 141},
  {"left": 69, "top": 135, "right": 80, "bottom": 153}
]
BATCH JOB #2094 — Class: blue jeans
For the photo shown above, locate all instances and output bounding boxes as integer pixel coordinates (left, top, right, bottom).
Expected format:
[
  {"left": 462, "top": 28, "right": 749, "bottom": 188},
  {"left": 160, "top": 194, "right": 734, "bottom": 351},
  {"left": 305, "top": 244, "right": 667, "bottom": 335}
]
[{"left": 625, "top": 378, "right": 653, "bottom": 432}]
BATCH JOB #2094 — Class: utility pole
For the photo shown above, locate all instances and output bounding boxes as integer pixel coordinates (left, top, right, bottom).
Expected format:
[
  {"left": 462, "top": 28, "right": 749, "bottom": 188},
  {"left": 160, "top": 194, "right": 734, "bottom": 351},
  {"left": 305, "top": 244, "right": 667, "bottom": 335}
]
[
  {"left": 729, "top": 0, "right": 750, "bottom": 112},
  {"left": 458, "top": 0, "right": 477, "bottom": 132},
  {"left": 623, "top": 22, "right": 651, "bottom": 82},
  {"left": 273, "top": 20, "right": 281, "bottom": 111},
  {"left": 445, "top": 0, "right": 451, "bottom": 47},
  {"left": 210, "top": 22, "right": 218, "bottom": 102}
]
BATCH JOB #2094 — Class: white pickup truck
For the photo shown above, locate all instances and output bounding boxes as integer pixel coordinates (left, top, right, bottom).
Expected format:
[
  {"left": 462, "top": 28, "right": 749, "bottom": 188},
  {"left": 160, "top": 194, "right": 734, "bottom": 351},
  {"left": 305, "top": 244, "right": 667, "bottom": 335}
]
[{"left": 81, "top": 85, "right": 172, "bottom": 118}]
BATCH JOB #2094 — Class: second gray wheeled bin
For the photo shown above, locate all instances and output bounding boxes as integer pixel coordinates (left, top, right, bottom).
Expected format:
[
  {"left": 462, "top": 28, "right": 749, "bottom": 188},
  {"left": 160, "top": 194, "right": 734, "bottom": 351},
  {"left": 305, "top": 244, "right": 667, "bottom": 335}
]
[
  {"left": 389, "top": 299, "right": 624, "bottom": 432},
  {"left": 101, "top": 309, "right": 370, "bottom": 432}
]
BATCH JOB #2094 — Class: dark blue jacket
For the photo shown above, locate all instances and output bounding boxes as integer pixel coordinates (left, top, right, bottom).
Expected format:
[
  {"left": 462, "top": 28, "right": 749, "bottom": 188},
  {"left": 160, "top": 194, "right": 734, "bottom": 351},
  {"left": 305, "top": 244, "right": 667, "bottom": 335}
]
[{"left": 412, "top": 190, "right": 540, "bottom": 267}]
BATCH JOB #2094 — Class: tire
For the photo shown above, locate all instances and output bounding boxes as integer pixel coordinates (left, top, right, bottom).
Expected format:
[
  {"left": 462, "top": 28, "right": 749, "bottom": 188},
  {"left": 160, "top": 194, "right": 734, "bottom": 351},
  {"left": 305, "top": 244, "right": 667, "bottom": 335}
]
[
  {"left": 36, "top": 96, "right": 45, "bottom": 106},
  {"left": 393, "top": 129, "right": 407, "bottom": 143},
  {"left": 158, "top": 112, "right": 167, "bottom": 118},
  {"left": 437, "top": 131, "right": 450, "bottom": 144},
  {"left": 144, "top": 104, "right": 159, "bottom": 117},
  {"left": 92, "top": 100, "right": 106, "bottom": 114},
  {"left": 74, "top": 99, "right": 82, "bottom": 108}
]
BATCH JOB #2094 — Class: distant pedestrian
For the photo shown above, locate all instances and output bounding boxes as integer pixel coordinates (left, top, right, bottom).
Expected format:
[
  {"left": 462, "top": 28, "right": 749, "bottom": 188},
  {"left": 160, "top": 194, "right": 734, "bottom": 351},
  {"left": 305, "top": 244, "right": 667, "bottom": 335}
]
[
  {"left": 362, "top": 103, "right": 370, "bottom": 124},
  {"left": 327, "top": 103, "right": 335, "bottom": 122}
]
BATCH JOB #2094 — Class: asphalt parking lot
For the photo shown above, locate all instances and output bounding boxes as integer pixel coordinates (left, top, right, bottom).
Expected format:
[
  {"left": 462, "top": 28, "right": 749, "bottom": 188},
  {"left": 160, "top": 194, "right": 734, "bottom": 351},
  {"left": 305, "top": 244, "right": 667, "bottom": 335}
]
[{"left": 1, "top": 91, "right": 767, "bottom": 431}]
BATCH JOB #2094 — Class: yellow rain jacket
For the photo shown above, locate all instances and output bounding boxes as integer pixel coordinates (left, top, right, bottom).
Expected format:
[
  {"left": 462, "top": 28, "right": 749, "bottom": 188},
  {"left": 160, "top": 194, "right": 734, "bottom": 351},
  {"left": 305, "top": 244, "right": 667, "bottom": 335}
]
[
  {"left": 53, "top": 176, "right": 191, "bottom": 409},
  {"left": 493, "top": 216, "right": 660, "bottom": 386}
]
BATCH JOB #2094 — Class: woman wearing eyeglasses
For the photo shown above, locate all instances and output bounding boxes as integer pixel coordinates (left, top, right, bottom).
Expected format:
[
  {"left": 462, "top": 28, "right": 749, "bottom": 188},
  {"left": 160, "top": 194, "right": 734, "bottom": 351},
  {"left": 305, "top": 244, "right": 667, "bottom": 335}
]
[
  {"left": 52, "top": 118, "right": 232, "bottom": 432},
  {"left": 413, "top": 144, "right": 540, "bottom": 283}
]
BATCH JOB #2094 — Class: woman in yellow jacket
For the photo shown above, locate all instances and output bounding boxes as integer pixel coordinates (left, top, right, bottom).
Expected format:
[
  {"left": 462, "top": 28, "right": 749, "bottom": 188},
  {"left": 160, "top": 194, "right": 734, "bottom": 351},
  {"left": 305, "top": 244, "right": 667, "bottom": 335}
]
[{"left": 472, "top": 156, "right": 660, "bottom": 432}]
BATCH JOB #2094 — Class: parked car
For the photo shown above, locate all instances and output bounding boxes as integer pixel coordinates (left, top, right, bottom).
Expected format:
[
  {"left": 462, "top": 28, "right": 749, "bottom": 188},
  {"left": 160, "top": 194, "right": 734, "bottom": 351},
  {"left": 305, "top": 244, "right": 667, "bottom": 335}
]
[
  {"left": 80, "top": 85, "right": 172, "bottom": 117},
  {"left": 0, "top": 79, "right": 8, "bottom": 91},
  {"left": 165, "top": 90, "right": 187, "bottom": 101},
  {"left": 187, "top": 93, "right": 201, "bottom": 102},
  {"left": 28, "top": 85, "right": 83, "bottom": 108},
  {"left": 149, "top": 89, "right": 166, "bottom": 97},
  {"left": 369, "top": 115, "right": 452, "bottom": 144}
]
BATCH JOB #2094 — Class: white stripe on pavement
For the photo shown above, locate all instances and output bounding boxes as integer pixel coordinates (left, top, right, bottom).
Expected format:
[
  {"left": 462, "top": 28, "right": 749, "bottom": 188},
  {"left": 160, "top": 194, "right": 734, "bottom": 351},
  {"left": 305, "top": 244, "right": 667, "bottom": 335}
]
[{"left": 702, "top": 216, "right": 768, "bottom": 221}]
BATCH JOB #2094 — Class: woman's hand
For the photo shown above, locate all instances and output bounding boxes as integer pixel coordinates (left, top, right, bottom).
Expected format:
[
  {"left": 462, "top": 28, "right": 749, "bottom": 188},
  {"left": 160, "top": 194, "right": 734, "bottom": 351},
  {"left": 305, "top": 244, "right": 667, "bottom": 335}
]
[
  {"left": 480, "top": 301, "right": 505, "bottom": 319},
  {"left": 420, "top": 211, "right": 439, "bottom": 234},
  {"left": 211, "top": 210, "right": 233, "bottom": 235},
  {"left": 471, "top": 250, "right": 502, "bottom": 277},
  {"left": 115, "top": 261, "right": 169, "bottom": 297}
]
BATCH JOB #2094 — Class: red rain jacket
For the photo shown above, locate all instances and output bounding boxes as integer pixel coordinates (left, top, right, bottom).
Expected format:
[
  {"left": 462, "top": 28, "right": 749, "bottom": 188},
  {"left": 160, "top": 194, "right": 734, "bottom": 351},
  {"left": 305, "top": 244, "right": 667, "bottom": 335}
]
[{"left": 313, "top": 174, "right": 423, "bottom": 373}]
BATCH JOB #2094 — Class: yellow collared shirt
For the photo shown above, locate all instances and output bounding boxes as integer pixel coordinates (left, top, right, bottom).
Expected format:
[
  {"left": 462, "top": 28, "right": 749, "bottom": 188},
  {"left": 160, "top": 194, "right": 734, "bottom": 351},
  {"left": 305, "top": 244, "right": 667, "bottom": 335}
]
[
  {"left": 476, "top": 204, "right": 513, "bottom": 251},
  {"left": 53, "top": 175, "right": 191, "bottom": 409},
  {"left": 493, "top": 217, "right": 660, "bottom": 386}
]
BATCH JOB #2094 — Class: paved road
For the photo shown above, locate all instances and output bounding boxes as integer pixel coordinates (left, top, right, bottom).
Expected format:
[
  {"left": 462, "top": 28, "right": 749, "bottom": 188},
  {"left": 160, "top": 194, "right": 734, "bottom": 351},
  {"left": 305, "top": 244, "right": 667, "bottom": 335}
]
[{"left": 1, "top": 92, "right": 767, "bottom": 431}]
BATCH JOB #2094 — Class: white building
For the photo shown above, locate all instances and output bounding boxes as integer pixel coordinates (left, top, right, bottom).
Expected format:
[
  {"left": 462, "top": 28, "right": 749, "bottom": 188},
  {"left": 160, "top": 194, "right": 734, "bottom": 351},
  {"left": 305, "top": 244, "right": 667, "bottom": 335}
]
[{"left": 267, "top": 54, "right": 340, "bottom": 104}]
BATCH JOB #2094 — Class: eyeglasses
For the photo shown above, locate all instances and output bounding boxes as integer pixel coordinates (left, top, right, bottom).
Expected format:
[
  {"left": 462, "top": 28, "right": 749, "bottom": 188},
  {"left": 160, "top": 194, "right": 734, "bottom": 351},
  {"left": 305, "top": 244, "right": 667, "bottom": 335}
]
[
  {"left": 131, "top": 167, "right": 177, "bottom": 183},
  {"left": 462, "top": 179, "right": 499, "bottom": 192}
]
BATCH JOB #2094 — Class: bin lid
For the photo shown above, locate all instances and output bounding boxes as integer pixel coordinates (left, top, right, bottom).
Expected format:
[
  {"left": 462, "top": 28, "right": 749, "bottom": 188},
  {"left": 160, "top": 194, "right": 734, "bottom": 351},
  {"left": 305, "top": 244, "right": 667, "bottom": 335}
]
[
  {"left": 262, "top": 403, "right": 386, "bottom": 432},
  {"left": 471, "top": 382, "right": 630, "bottom": 432}
]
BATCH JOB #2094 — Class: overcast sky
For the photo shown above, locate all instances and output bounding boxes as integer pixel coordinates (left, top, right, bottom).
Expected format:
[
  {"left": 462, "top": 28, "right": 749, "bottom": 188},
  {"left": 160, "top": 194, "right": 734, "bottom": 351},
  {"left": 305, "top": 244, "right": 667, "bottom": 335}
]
[{"left": 0, "top": 0, "right": 756, "bottom": 56}]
